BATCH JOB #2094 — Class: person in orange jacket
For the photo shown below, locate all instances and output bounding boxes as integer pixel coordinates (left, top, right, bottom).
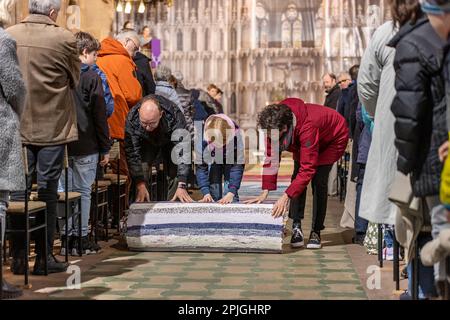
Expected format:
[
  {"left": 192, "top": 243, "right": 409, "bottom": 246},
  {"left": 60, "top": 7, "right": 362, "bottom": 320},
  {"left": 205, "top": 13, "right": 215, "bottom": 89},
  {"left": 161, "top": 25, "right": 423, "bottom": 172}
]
[{"left": 97, "top": 30, "right": 142, "bottom": 207}]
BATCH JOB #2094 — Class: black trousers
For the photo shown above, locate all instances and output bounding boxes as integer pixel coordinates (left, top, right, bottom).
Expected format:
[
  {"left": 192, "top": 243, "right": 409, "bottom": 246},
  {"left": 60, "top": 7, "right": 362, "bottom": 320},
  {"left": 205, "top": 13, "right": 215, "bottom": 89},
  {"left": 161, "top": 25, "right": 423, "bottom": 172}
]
[
  {"left": 10, "top": 145, "right": 65, "bottom": 258},
  {"left": 139, "top": 145, "right": 179, "bottom": 201},
  {"left": 289, "top": 161, "right": 333, "bottom": 233}
]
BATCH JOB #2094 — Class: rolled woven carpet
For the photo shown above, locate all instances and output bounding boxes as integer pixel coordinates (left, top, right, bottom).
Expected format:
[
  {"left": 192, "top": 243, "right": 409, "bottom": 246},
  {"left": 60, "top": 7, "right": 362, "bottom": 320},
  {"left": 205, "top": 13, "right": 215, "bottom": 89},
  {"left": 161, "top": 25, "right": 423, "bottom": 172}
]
[{"left": 126, "top": 203, "right": 284, "bottom": 253}]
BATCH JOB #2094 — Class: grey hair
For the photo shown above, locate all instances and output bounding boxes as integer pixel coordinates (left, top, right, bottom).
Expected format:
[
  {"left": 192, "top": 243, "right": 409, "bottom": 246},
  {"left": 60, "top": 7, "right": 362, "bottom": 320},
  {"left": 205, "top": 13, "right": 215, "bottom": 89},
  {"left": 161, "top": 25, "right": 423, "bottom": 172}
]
[
  {"left": 116, "top": 30, "right": 140, "bottom": 46},
  {"left": 173, "top": 71, "right": 184, "bottom": 82},
  {"left": 155, "top": 65, "right": 172, "bottom": 82},
  {"left": 0, "top": 0, "right": 16, "bottom": 26},
  {"left": 29, "top": 0, "right": 61, "bottom": 15}
]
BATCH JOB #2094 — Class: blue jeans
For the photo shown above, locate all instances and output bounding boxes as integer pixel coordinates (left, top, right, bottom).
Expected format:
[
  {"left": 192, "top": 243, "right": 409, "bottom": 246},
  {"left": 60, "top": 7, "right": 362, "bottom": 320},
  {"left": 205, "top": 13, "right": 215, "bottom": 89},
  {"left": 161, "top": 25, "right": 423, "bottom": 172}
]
[
  {"left": 407, "top": 232, "right": 438, "bottom": 299},
  {"left": 209, "top": 165, "right": 240, "bottom": 203},
  {"left": 58, "top": 153, "right": 99, "bottom": 237},
  {"left": 355, "top": 165, "right": 369, "bottom": 235},
  {"left": 384, "top": 224, "right": 394, "bottom": 248}
]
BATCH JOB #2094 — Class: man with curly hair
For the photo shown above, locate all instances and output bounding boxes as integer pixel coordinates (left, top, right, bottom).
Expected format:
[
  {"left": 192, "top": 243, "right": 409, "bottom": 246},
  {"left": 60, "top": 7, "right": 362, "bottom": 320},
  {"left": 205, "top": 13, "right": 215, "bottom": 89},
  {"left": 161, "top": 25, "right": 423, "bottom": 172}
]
[{"left": 246, "top": 98, "right": 349, "bottom": 249}]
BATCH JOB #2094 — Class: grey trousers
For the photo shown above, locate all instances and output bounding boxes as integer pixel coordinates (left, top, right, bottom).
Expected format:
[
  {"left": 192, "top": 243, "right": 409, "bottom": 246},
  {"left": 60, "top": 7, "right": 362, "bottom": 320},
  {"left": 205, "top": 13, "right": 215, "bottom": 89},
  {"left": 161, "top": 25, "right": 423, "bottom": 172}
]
[
  {"left": 427, "top": 196, "right": 450, "bottom": 282},
  {"left": 0, "top": 190, "right": 8, "bottom": 244}
]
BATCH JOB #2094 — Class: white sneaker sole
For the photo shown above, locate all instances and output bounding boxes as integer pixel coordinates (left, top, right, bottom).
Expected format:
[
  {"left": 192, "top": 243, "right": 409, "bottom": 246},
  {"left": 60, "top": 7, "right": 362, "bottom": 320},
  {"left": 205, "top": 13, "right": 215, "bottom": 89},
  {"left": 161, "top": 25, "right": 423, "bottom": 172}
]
[
  {"left": 291, "top": 241, "right": 305, "bottom": 248},
  {"left": 306, "top": 243, "right": 322, "bottom": 250}
]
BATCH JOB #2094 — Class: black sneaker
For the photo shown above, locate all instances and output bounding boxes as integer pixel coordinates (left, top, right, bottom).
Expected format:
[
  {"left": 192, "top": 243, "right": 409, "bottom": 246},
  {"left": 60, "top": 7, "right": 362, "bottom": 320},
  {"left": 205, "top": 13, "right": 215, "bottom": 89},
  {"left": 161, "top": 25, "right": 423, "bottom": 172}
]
[
  {"left": 306, "top": 231, "right": 322, "bottom": 249},
  {"left": 72, "top": 236, "right": 98, "bottom": 255},
  {"left": 354, "top": 233, "right": 365, "bottom": 246},
  {"left": 32, "top": 254, "right": 69, "bottom": 275},
  {"left": 10, "top": 256, "right": 26, "bottom": 275},
  {"left": 59, "top": 235, "right": 73, "bottom": 256},
  {"left": 88, "top": 240, "right": 102, "bottom": 253},
  {"left": 290, "top": 223, "right": 304, "bottom": 248}
]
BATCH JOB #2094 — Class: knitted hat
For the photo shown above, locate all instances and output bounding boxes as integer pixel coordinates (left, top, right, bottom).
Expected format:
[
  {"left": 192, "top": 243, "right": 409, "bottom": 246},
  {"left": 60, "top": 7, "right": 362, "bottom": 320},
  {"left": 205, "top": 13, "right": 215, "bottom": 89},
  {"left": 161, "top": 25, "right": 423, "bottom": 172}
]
[{"left": 420, "top": 0, "right": 450, "bottom": 14}]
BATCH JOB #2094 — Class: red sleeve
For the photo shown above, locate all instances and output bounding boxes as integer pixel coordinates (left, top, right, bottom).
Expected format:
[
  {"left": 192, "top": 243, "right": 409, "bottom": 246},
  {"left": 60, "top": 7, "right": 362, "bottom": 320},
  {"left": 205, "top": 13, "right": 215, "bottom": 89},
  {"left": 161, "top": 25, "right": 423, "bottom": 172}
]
[
  {"left": 262, "top": 136, "right": 280, "bottom": 191},
  {"left": 285, "top": 126, "right": 320, "bottom": 198}
]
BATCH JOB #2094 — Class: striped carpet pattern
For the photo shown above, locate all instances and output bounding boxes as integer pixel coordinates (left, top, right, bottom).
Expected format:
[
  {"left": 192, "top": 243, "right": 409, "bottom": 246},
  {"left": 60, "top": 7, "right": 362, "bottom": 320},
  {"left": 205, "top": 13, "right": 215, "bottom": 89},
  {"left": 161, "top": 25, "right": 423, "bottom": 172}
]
[{"left": 126, "top": 203, "right": 284, "bottom": 253}]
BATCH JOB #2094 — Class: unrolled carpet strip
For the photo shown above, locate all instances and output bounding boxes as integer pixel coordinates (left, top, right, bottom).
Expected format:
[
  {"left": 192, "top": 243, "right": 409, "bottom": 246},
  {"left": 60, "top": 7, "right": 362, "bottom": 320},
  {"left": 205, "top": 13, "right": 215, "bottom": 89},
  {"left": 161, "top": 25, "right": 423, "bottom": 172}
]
[{"left": 126, "top": 203, "right": 284, "bottom": 253}]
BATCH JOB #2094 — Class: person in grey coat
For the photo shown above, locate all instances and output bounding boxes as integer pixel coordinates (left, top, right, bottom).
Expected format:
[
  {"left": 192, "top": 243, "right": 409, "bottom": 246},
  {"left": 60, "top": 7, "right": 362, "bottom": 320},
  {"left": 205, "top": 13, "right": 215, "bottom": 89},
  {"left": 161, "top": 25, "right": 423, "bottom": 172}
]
[
  {"left": 0, "top": 19, "right": 26, "bottom": 299},
  {"left": 154, "top": 64, "right": 183, "bottom": 113},
  {"left": 357, "top": 21, "right": 398, "bottom": 227}
]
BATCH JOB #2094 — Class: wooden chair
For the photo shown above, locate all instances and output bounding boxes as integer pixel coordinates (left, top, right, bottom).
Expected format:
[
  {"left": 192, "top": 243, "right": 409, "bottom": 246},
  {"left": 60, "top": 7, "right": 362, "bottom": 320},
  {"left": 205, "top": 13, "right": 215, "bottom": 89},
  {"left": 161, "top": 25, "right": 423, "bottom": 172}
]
[
  {"left": 56, "top": 147, "right": 82, "bottom": 262},
  {"left": 91, "top": 179, "right": 111, "bottom": 243},
  {"left": 4, "top": 147, "right": 48, "bottom": 287},
  {"left": 102, "top": 141, "right": 128, "bottom": 233}
]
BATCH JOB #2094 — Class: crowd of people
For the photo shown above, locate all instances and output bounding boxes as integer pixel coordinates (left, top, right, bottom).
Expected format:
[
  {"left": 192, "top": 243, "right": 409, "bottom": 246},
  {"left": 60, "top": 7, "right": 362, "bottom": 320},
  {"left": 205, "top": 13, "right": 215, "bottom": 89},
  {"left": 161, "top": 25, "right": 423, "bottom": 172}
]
[
  {"left": 0, "top": 0, "right": 449, "bottom": 301},
  {"left": 317, "top": 0, "right": 450, "bottom": 300}
]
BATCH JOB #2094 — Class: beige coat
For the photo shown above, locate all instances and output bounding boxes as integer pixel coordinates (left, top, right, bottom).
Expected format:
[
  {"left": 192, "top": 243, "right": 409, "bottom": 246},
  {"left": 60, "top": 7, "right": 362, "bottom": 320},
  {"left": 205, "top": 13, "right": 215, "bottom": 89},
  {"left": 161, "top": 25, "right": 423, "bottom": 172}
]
[{"left": 7, "top": 14, "right": 80, "bottom": 146}]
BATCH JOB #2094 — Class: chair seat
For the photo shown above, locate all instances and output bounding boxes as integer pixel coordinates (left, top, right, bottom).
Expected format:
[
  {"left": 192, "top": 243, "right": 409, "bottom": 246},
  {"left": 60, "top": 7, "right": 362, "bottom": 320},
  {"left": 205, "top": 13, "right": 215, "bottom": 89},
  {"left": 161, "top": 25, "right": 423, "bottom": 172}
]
[
  {"left": 57, "top": 192, "right": 82, "bottom": 201},
  {"left": 7, "top": 201, "right": 47, "bottom": 214},
  {"left": 95, "top": 180, "right": 112, "bottom": 188},
  {"left": 103, "top": 173, "right": 128, "bottom": 181}
]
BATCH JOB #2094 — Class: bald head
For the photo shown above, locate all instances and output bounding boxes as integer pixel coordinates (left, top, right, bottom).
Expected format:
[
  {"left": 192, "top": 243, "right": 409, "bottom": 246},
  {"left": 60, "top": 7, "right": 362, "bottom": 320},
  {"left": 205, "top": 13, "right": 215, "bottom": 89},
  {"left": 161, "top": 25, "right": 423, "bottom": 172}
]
[{"left": 139, "top": 98, "right": 163, "bottom": 132}]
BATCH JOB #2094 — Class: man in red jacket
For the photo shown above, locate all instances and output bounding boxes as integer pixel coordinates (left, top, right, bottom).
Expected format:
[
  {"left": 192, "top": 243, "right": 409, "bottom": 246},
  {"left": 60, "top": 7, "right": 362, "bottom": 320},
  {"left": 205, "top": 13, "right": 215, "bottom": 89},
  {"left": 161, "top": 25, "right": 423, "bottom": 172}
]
[{"left": 246, "top": 98, "right": 349, "bottom": 249}]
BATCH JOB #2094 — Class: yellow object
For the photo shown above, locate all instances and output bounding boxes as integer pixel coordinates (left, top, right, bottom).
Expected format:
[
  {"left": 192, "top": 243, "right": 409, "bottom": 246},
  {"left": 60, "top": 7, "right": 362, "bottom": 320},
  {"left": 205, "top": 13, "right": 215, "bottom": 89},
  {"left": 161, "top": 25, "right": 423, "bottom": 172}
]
[{"left": 440, "top": 137, "right": 450, "bottom": 208}]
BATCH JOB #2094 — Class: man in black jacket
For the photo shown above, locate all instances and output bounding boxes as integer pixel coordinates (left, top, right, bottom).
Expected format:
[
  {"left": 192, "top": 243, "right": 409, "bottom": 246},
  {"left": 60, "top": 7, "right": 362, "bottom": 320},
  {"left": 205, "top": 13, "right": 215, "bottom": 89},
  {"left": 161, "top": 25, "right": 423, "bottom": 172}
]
[
  {"left": 134, "top": 51, "right": 156, "bottom": 96},
  {"left": 125, "top": 95, "right": 193, "bottom": 203},
  {"left": 323, "top": 73, "right": 341, "bottom": 110}
]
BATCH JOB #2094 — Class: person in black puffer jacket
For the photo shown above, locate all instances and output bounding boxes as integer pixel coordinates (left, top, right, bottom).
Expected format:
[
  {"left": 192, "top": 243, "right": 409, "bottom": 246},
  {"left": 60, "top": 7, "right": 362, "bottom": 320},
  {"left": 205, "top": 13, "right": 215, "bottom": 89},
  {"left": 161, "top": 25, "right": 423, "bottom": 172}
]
[
  {"left": 388, "top": 13, "right": 447, "bottom": 300},
  {"left": 124, "top": 94, "right": 193, "bottom": 203},
  {"left": 388, "top": 14, "right": 447, "bottom": 199},
  {"left": 133, "top": 51, "right": 156, "bottom": 96}
]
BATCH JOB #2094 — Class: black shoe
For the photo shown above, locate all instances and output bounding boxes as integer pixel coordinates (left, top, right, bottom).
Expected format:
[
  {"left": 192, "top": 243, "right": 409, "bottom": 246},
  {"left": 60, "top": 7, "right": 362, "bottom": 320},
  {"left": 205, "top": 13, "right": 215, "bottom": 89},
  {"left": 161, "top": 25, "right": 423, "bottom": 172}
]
[
  {"left": 59, "top": 235, "right": 73, "bottom": 257},
  {"left": 10, "top": 256, "right": 26, "bottom": 275},
  {"left": 290, "top": 223, "right": 304, "bottom": 248},
  {"left": 306, "top": 231, "right": 322, "bottom": 249},
  {"left": 1, "top": 279, "right": 23, "bottom": 299},
  {"left": 32, "top": 254, "right": 69, "bottom": 276},
  {"left": 354, "top": 233, "right": 365, "bottom": 246},
  {"left": 72, "top": 236, "right": 99, "bottom": 255}
]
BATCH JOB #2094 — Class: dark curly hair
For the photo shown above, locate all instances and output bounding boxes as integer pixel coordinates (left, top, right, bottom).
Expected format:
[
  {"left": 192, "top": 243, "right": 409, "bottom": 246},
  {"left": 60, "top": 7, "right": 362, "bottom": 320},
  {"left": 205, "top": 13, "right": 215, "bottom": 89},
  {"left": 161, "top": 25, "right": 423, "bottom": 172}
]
[
  {"left": 257, "top": 104, "right": 293, "bottom": 132},
  {"left": 389, "top": 0, "right": 422, "bottom": 27}
]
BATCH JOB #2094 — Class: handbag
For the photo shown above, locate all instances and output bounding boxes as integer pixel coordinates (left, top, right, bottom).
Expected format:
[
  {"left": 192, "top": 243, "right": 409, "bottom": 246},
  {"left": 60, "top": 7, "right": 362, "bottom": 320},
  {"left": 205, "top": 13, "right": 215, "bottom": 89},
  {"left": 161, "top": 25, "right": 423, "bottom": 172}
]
[{"left": 388, "top": 171, "right": 418, "bottom": 210}]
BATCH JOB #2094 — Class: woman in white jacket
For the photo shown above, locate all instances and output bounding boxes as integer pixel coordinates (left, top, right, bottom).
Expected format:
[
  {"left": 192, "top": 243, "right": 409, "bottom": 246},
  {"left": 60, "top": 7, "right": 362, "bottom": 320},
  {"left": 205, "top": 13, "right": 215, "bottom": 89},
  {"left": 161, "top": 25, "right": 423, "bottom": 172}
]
[{"left": 357, "top": 21, "right": 398, "bottom": 252}]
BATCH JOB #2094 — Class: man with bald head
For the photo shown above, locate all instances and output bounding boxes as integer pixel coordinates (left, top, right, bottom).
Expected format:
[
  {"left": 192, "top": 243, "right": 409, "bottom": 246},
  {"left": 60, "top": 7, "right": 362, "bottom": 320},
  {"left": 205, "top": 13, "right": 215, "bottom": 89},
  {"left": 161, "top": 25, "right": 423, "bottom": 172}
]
[{"left": 125, "top": 95, "right": 193, "bottom": 203}]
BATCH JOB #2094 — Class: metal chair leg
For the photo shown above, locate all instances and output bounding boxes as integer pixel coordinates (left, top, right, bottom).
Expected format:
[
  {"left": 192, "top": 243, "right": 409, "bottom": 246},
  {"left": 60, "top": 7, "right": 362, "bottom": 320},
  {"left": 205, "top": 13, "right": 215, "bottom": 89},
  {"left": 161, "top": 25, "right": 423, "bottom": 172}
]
[
  {"left": 78, "top": 198, "right": 82, "bottom": 257},
  {"left": 412, "top": 237, "right": 420, "bottom": 300},
  {"left": 378, "top": 224, "right": 383, "bottom": 268},
  {"left": 44, "top": 208, "right": 48, "bottom": 276},
  {"left": 64, "top": 165, "right": 69, "bottom": 263},
  {"left": 94, "top": 179, "right": 99, "bottom": 244},
  {"left": 0, "top": 216, "right": 3, "bottom": 299},
  {"left": 393, "top": 230, "right": 400, "bottom": 291},
  {"left": 24, "top": 187, "right": 29, "bottom": 286}
]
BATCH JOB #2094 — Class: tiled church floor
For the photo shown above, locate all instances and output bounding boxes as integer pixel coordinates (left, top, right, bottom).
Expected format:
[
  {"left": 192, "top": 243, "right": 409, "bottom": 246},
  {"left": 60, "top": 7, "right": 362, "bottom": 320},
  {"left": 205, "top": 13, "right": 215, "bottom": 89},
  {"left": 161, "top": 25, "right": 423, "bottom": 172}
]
[{"left": 3, "top": 158, "right": 407, "bottom": 300}]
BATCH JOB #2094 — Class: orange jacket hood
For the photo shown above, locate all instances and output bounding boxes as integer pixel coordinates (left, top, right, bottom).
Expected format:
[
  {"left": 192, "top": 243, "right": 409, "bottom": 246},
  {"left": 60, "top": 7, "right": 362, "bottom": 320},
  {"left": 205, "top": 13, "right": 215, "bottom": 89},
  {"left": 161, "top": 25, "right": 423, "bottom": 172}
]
[{"left": 98, "top": 38, "right": 130, "bottom": 59}]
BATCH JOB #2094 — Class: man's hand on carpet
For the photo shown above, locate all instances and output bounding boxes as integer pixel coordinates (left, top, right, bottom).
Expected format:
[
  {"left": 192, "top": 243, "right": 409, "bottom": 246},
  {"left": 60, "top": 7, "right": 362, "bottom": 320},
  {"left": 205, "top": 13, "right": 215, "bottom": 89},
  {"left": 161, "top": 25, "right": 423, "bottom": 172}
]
[
  {"left": 199, "top": 194, "right": 215, "bottom": 203},
  {"left": 218, "top": 192, "right": 235, "bottom": 205},
  {"left": 171, "top": 188, "right": 194, "bottom": 203},
  {"left": 244, "top": 190, "right": 269, "bottom": 204},
  {"left": 272, "top": 193, "right": 290, "bottom": 218},
  {"left": 136, "top": 183, "right": 150, "bottom": 202}
]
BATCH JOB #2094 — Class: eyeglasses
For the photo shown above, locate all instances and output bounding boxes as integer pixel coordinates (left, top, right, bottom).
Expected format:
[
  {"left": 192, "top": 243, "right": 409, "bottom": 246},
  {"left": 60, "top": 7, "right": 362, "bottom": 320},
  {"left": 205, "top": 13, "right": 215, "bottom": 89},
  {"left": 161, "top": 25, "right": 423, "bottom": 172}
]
[
  {"left": 338, "top": 79, "right": 351, "bottom": 84},
  {"left": 140, "top": 120, "right": 159, "bottom": 129}
]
